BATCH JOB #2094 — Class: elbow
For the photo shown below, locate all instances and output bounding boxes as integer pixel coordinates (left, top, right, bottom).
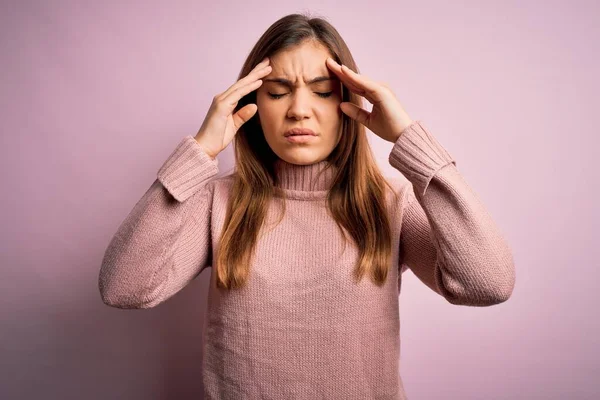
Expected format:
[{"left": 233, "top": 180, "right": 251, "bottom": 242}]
[
  {"left": 97, "top": 257, "right": 168, "bottom": 309},
  {"left": 441, "top": 260, "right": 516, "bottom": 307},
  {"left": 468, "top": 284, "right": 514, "bottom": 306},
  {"left": 99, "top": 286, "right": 146, "bottom": 309},
  {"left": 482, "top": 238, "right": 517, "bottom": 305},
  {"left": 99, "top": 289, "right": 124, "bottom": 309},
  {"left": 99, "top": 289, "right": 157, "bottom": 309},
  {"left": 444, "top": 285, "right": 514, "bottom": 307},
  {"left": 493, "top": 271, "right": 516, "bottom": 304},
  {"left": 486, "top": 252, "right": 517, "bottom": 305},
  {"left": 98, "top": 276, "right": 157, "bottom": 310},
  {"left": 448, "top": 230, "right": 517, "bottom": 307}
]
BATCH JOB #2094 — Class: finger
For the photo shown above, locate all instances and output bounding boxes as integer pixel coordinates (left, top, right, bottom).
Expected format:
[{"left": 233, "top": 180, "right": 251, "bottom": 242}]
[
  {"left": 341, "top": 79, "right": 366, "bottom": 96},
  {"left": 221, "top": 65, "right": 270, "bottom": 100},
  {"left": 232, "top": 103, "right": 258, "bottom": 132},
  {"left": 222, "top": 78, "right": 263, "bottom": 109},
  {"left": 326, "top": 58, "right": 365, "bottom": 95},
  {"left": 221, "top": 59, "right": 271, "bottom": 99},
  {"left": 339, "top": 64, "right": 380, "bottom": 94},
  {"left": 340, "top": 102, "right": 371, "bottom": 129},
  {"left": 326, "top": 58, "right": 383, "bottom": 103}
]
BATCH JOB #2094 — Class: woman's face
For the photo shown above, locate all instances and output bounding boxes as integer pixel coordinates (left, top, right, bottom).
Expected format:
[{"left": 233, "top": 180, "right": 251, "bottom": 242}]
[{"left": 256, "top": 41, "right": 343, "bottom": 166}]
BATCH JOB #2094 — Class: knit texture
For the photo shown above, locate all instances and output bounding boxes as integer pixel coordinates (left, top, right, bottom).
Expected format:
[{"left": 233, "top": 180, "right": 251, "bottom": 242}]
[{"left": 99, "top": 120, "right": 516, "bottom": 399}]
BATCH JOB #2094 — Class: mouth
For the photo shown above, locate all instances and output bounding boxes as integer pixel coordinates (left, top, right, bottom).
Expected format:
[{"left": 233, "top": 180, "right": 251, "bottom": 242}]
[
  {"left": 284, "top": 128, "right": 318, "bottom": 137},
  {"left": 285, "top": 133, "right": 318, "bottom": 144}
]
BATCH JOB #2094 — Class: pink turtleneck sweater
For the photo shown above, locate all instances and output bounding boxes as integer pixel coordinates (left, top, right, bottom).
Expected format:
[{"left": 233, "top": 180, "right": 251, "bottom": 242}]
[{"left": 98, "top": 120, "right": 516, "bottom": 399}]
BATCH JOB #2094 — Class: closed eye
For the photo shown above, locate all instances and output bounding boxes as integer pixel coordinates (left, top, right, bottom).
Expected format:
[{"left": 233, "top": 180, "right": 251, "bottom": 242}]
[{"left": 268, "top": 92, "right": 333, "bottom": 99}]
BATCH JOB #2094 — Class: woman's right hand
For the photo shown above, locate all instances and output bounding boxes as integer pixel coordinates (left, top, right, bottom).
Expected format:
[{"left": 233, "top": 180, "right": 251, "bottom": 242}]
[{"left": 194, "top": 57, "right": 272, "bottom": 159}]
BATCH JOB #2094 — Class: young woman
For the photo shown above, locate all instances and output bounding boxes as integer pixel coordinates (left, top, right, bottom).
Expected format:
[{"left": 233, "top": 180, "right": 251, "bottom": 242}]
[{"left": 99, "top": 13, "right": 516, "bottom": 400}]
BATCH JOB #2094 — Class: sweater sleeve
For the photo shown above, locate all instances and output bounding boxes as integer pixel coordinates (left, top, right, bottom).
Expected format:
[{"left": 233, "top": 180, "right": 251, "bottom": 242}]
[
  {"left": 389, "top": 120, "right": 516, "bottom": 306},
  {"left": 98, "top": 135, "right": 220, "bottom": 309}
]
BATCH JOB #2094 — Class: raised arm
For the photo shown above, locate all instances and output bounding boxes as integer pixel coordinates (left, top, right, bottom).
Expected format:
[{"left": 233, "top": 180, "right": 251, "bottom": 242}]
[
  {"left": 98, "top": 135, "right": 220, "bottom": 309},
  {"left": 390, "top": 120, "right": 515, "bottom": 306}
]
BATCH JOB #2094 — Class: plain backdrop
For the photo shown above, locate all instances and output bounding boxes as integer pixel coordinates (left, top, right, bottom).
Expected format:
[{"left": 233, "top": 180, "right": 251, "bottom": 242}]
[{"left": 1, "top": 0, "right": 598, "bottom": 399}]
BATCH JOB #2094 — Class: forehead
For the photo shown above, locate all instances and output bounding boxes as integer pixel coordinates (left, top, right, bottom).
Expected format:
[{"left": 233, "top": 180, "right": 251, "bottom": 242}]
[{"left": 266, "top": 42, "right": 335, "bottom": 84}]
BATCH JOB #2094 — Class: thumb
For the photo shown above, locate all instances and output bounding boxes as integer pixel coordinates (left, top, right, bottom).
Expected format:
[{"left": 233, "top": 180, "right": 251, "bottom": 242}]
[
  {"left": 233, "top": 104, "right": 258, "bottom": 131},
  {"left": 340, "top": 102, "right": 370, "bottom": 128}
]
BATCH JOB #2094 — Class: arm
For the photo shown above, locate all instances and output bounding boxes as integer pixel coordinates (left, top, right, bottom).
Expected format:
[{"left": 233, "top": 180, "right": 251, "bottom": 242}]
[
  {"left": 390, "top": 120, "right": 516, "bottom": 306},
  {"left": 98, "top": 135, "right": 220, "bottom": 309}
]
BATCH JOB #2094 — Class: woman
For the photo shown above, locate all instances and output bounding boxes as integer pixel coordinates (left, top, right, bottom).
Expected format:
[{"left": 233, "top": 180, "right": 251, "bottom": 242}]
[{"left": 99, "top": 13, "right": 516, "bottom": 400}]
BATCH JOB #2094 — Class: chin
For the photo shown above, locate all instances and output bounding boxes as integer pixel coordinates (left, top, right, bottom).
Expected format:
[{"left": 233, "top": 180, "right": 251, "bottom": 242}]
[{"left": 277, "top": 150, "right": 325, "bottom": 165}]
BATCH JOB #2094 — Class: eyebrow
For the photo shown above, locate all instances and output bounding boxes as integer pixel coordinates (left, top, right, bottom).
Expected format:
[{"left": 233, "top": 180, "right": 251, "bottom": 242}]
[{"left": 263, "top": 76, "right": 335, "bottom": 87}]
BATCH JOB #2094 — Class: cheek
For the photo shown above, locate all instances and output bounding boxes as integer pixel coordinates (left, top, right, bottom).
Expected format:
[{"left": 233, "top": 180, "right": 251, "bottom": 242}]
[
  {"left": 324, "top": 102, "right": 342, "bottom": 123},
  {"left": 258, "top": 102, "right": 287, "bottom": 126},
  {"left": 257, "top": 105, "right": 277, "bottom": 125},
  {"left": 256, "top": 98, "right": 270, "bottom": 120}
]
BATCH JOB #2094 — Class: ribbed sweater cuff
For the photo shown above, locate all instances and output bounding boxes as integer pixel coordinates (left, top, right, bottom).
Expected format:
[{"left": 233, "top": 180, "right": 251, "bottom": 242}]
[
  {"left": 388, "top": 120, "right": 456, "bottom": 197},
  {"left": 157, "top": 135, "right": 220, "bottom": 202}
]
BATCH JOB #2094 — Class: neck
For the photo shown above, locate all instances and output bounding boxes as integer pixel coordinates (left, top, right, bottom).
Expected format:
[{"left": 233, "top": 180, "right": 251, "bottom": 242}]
[{"left": 272, "top": 157, "right": 338, "bottom": 200}]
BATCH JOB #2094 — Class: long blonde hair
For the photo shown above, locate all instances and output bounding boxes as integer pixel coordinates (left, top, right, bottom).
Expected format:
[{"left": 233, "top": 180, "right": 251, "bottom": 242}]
[{"left": 214, "top": 12, "right": 399, "bottom": 290}]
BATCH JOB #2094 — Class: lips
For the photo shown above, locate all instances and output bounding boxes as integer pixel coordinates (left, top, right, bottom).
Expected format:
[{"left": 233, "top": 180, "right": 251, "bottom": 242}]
[{"left": 284, "top": 128, "right": 317, "bottom": 137}]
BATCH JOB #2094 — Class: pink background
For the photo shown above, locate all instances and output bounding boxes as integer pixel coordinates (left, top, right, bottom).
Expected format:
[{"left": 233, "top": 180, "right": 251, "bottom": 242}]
[{"left": 2, "top": 1, "right": 598, "bottom": 399}]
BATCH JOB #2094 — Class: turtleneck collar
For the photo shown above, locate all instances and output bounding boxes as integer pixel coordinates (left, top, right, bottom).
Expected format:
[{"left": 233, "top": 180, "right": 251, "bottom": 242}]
[{"left": 272, "top": 157, "right": 337, "bottom": 201}]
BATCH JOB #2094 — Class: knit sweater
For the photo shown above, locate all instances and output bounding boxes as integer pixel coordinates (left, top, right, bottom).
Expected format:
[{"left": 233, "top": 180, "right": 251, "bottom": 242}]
[{"left": 98, "top": 120, "right": 516, "bottom": 400}]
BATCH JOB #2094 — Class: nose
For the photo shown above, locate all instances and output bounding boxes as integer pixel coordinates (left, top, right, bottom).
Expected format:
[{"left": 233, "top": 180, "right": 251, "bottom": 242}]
[{"left": 286, "top": 90, "right": 312, "bottom": 120}]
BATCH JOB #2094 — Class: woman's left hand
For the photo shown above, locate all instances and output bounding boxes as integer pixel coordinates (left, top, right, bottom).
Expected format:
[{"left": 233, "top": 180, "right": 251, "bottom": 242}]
[{"left": 326, "top": 57, "right": 414, "bottom": 143}]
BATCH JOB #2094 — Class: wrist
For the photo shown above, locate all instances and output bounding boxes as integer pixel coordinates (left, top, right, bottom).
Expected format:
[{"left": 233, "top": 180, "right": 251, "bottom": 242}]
[
  {"left": 392, "top": 119, "right": 415, "bottom": 142},
  {"left": 193, "top": 136, "right": 217, "bottom": 160}
]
